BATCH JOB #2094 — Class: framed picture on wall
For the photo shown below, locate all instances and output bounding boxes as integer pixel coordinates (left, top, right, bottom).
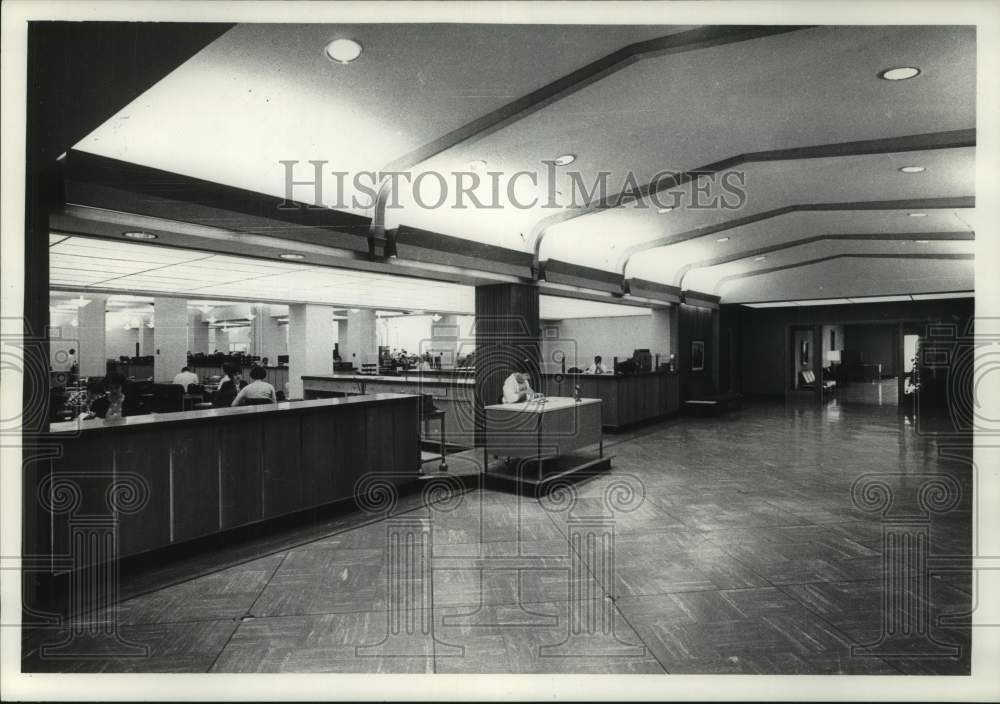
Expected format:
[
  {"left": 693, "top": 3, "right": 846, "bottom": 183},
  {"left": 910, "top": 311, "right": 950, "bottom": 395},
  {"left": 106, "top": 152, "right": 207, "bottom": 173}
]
[
  {"left": 800, "top": 339, "right": 810, "bottom": 367},
  {"left": 691, "top": 340, "right": 705, "bottom": 371}
]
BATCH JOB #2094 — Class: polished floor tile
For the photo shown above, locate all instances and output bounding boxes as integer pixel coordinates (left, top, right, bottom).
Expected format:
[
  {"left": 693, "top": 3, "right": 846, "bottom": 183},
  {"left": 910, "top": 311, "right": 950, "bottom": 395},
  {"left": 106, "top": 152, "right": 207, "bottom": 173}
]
[{"left": 22, "top": 400, "right": 972, "bottom": 674}]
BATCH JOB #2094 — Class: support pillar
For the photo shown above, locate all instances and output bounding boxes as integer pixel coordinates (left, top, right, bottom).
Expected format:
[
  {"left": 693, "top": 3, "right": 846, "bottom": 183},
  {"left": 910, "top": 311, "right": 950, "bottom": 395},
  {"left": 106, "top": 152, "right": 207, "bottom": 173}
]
[
  {"left": 344, "top": 309, "right": 377, "bottom": 370},
  {"left": 255, "top": 305, "right": 286, "bottom": 364},
  {"left": 474, "top": 283, "right": 540, "bottom": 443},
  {"left": 152, "top": 298, "right": 188, "bottom": 383},
  {"left": 140, "top": 324, "right": 154, "bottom": 357},
  {"left": 187, "top": 309, "right": 208, "bottom": 355},
  {"left": 287, "top": 304, "right": 335, "bottom": 399},
  {"left": 430, "top": 314, "right": 460, "bottom": 368},
  {"left": 650, "top": 307, "right": 672, "bottom": 367},
  {"left": 76, "top": 294, "right": 107, "bottom": 377}
]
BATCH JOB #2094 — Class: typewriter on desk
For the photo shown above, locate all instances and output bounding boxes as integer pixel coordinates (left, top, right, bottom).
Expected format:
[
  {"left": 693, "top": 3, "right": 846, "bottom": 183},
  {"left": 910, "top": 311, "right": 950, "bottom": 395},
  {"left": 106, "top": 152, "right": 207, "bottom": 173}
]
[{"left": 359, "top": 363, "right": 380, "bottom": 376}]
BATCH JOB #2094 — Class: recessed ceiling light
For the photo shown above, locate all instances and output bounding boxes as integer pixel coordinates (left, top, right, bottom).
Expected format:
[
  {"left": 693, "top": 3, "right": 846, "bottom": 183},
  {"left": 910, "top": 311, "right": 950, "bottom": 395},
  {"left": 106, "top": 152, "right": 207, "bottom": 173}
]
[
  {"left": 716, "top": 237, "right": 730, "bottom": 243},
  {"left": 657, "top": 207, "right": 674, "bottom": 214},
  {"left": 123, "top": 231, "right": 157, "bottom": 240},
  {"left": 553, "top": 154, "right": 576, "bottom": 166},
  {"left": 898, "top": 166, "right": 925, "bottom": 173},
  {"left": 915, "top": 240, "right": 930, "bottom": 244},
  {"left": 879, "top": 66, "right": 921, "bottom": 81},
  {"left": 754, "top": 256, "right": 767, "bottom": 261},
  {"left": 908, "top": 212, "right": 927, "bottom": 217},
  {"left": 325, "top": 38, "right": 363, "bottom": 64},
  {"left": 279, "top": 253, "right": 305, "bottom": 260}
]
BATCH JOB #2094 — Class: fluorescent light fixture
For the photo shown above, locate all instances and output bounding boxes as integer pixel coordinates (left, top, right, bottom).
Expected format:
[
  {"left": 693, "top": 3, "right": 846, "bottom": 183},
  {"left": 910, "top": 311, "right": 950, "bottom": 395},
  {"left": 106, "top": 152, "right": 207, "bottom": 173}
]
[
  {"left": 908, "top": 212, "right": 927, "bottom": 217},
  {"left": 349, "top": 308, "right": 360, "bottom": 313},
  {"left": 791, "top": 298, "right": 852, "bottom": 306},
  {"left": 742, "top": 301, "right": 797, "bottom": 308},
  {"left": 847, "top": 295, "right": 911, "bottom": 303},
  {"left": 279, "top": 253, "right": 306, "bottom": 261},
  {"left": 325, "top": 38, "right": 363, "bottom": 64},
  {"left": 879, "top": 66, "right": 921, "bottom": 81},
  {"left": 553, "top": 154, "right": 576, "bottom": 166},
  {"left": 915, "top": 240, "right": 930, "bottom": 244},
  {"left": 754, "top": 256, "right": 767, "bottom": 261},
  {"left": 657, "top": 207, "right": 673, "bottom": 214},
  {"left": 123, "top": 231, "right": 158, "bottom": 240},
  {"left": 716, "top": 237, "right": 730, "bottom": 243},
  {"left": 911, "top": 291, "right": 973, "bottom": 300},
  {"left": 898, "top": 166, "right": 926, "bottom": 173}
]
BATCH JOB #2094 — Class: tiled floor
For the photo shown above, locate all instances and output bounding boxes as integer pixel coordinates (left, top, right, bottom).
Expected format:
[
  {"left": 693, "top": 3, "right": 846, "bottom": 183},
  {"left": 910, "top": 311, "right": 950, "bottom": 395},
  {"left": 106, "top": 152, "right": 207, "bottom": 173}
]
[{"left": 22, "top": 400, "right": 972, "bottom": 674}]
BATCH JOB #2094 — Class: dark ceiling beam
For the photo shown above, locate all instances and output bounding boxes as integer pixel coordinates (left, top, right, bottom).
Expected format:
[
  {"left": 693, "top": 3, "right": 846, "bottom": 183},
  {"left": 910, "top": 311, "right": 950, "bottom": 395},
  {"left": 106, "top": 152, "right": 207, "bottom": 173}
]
[
  {"left": 716, "top": 252, "right": 975, "bottom": 290},
  {"left": 676, "top": 231, "right": 975, "bottom": 288},
  {"left": 530, "top": 129, "right": 976, "bottom": 265},
  {"left": 380, "top": 25, "right": 810, "bottom": 176},
  {"left": 619, "top": 196, "right": 975, "bottom": 276}
]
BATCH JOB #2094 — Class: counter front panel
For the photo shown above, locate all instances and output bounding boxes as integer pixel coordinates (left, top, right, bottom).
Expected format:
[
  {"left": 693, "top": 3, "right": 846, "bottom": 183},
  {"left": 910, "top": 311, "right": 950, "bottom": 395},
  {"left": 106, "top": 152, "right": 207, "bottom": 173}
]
[{"left": 35, "top": 394, "right": 420, "bottom": 569}]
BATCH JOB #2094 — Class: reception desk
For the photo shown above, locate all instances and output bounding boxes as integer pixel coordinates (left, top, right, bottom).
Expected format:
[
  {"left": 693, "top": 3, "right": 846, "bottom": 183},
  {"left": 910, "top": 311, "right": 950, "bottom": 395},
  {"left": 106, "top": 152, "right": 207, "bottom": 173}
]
[
  {"left": 34, "top": 394, "right": 420, "bottom": 568},
  {"left": 542, "top": 371, "right": 680, "bottom": 431},
  {"left": 301, "top": 371, "right": 679, "bottom": 442},
  {"left": 484, "top": 397, "right": 606, "bottom": 487}
]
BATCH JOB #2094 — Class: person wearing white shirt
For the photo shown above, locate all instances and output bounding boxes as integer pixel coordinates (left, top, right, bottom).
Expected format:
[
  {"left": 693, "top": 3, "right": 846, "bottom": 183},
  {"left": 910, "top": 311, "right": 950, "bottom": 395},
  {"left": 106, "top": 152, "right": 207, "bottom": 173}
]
[
  {"left": 232, "top": 365, "right": 277, "bottom": 406},
  {"left": 585, "top": 355, "right": 609, "bottom": 375},
  {"left": 502, "top": 368, "right": 543, "bottom": 404},
  {"left": 172, "top": 366, "right": 199, "bottom": 391}
]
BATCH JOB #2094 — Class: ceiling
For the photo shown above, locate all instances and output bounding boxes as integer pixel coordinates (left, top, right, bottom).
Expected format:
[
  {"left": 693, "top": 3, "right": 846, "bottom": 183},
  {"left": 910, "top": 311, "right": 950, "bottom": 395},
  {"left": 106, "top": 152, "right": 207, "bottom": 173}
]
[
  {"left": 70, "top": 23, "right": 976, "bottom": 304},
  {"left": 50, "top": 235, "right": 648, "bottom": 320}
]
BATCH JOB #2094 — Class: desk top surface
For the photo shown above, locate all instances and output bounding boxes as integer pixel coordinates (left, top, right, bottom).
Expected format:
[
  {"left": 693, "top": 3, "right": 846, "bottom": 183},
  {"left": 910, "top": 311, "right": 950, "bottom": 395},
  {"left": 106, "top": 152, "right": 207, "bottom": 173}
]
[
  {"left": 484, "top": 397, "right": 601, "bottom": 413},
  {"left": 48, "top": 393, "right": 417, "bottom": 435}
]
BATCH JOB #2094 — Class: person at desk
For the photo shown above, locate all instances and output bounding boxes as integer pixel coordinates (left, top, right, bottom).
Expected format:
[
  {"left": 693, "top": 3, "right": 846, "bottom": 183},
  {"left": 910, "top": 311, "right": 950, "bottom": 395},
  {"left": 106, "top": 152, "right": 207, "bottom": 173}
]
[
  {"left": 213, "top": 363, "right": 244, "bottom": 407},
  {"left": 585, "top": 355, "right": 609, "bottom": 375},
  {"left": 81, "top": 372, "right": 135, "bottom": 419},
  {"left": 172, "top": 366, "right": 199, "bottom": 391},
  {"left": 502, "top": 366, "right": 544, "bottom": 404},
  {"left": 232, "top": 366, "right": 277, "bottom": 406}
]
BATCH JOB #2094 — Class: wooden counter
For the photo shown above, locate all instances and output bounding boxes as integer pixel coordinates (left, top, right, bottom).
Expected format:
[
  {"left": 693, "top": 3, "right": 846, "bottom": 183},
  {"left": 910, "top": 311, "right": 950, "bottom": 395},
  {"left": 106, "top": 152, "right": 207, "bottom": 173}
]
[
  {"left": 36, "top": 394, "right": 420, "bottom": 568},
  {"left": 542, "top": 371, "right": 680, "bottom": 430},
  {"left": 303, "top": 374, "right": 477, "bottom": 447},
  {"left": 301, "top": 370, "right": 679, "bottom": 439}
]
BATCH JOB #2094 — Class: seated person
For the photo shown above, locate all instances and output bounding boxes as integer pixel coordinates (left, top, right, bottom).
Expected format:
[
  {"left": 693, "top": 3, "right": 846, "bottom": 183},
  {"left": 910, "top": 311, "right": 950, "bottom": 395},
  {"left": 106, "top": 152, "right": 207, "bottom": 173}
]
[
  {"left": 172, "top": 366, "right": 199, "bottom": 391},
  {"left": 231, "top": 366, "right": 277, "bottom": 406},
  {"left": 213, "top": 363, "right": 244, "bottom": 407},
  {"left": 585, "top": 355, "right": 609, "bottom": 375},
  {"left": 81, "top": 372, "right": 134, "bottom": 419},
  {"left": 502, "top": 365, "right": 544, "bottom": 404}
]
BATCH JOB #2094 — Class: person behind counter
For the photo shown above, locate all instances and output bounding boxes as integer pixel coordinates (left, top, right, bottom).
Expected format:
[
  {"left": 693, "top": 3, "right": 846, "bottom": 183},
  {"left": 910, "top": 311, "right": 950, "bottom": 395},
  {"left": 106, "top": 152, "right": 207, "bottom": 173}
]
[
  {"left": 502, "top": 362, "right": 544, "bottom": 404},
  {"left": 232, "top": 365, "right": 277, "bottom": 406},
  {"left": 213, "top": 363, "right": 244, "bottom": 407},
  {"left": 81, "top": 372, "right": 138, "bottom": 419},
  {"left": 585, "top": 355, "right": 610, "bottom": 375},
  {"left": 172, "top": 366, "right": 199, "bottom": 391}
]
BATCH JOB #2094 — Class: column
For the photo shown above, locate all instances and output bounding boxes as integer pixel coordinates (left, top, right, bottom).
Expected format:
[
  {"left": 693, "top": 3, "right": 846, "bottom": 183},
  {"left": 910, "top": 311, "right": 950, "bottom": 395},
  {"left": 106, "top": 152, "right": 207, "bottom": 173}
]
[
  {"left": 650, "top": 307, "right": 672, "bottom": 364},
  {"left": 187, "top": 309, "right": 208, "bottom": 354},
  {"left": 256, "top": 305, "right": 287, "bottom": 363},
  {"left": 76, "top": 294, "right": 107, "bottom": 377},
  {"left": 430, "top": 314, "right": 460, "bottom": 367},
  {"left": 474, "top": 283, "right": 540, "bottom": 442},
  {"left": 152, "top": 298, "right": 188, "bottom": 383},
  {"left": 287, "top": 304, "right": 335, "bottom": 399},
  {"left": 344, "top": 309, "right": 377, "bottom": 370},
  {"left": 140, "top": 324, "right": 154, "bottom": 356}
]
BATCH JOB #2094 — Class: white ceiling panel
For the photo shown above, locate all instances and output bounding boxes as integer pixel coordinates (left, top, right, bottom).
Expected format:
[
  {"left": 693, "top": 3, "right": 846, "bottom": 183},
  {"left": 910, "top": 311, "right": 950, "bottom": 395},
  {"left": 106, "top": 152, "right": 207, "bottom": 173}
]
[
  {"left": 75, "top": 24, "right": 682, "bottom": 216},
  {"left": 685, "top": 238, "right": 974, "bottom": 292},
  {"left": 721, "top": 257, "right": 974, "bottom": 303},
  {"left": 543, "top": 146, "right": 973, "bottom": 274}
]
